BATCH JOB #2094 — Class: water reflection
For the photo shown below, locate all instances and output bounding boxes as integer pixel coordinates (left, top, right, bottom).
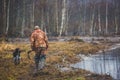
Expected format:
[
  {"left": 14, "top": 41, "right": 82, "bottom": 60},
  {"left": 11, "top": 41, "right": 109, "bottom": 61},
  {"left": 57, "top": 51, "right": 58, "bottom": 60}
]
[{"left": 71, "top": 48, "right": 120, "bottom": 80}]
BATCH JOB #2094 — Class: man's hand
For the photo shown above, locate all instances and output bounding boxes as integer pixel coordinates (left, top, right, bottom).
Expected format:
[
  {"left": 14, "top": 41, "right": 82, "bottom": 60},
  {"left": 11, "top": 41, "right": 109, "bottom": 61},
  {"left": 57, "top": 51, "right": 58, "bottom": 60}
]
[{"left": 31, "top": 45, "right": 35, "bottom": 51}]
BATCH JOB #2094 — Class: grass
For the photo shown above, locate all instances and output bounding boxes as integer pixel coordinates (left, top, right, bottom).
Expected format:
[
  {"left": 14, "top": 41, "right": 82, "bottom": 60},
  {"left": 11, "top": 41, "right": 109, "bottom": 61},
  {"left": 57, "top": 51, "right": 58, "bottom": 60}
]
[
  {"left": 0, "top": 41, "right": 112, "bottom": 80},
  {"left": 47, "top": 41, "right": 105, "bottom": 63}
]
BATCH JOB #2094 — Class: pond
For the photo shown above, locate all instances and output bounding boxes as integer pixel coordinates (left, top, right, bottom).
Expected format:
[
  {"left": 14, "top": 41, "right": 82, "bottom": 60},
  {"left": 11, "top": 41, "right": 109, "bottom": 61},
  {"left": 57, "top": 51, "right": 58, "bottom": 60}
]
[{"left": 71, "top": 44, "right": 120, "bottom": 80}]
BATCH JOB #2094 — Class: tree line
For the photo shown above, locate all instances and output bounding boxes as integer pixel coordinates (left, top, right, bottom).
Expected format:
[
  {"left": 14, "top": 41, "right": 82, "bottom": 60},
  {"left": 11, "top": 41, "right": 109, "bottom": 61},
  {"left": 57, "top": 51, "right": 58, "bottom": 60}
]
[{"left": 0, "top": 0, "right": 120, "bottom": 38}]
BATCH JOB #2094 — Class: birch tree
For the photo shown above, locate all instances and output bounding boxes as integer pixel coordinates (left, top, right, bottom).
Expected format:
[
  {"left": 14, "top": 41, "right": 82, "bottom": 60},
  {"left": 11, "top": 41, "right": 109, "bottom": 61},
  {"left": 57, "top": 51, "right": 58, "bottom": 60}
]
[
  {"left": 40, "top": 8, "right": 44, "bottom": 30},
  {"left": 105, "top": 0, "right": 108, "bottom": 35},
  {"left": 55, "top": 0, "right": 59, "bottom": 34},
  {"left": 83, "top": 0, "right": 86, "bottom": 35},
  {"left": 40, "top": 0, "right": 46, "bottom": 30},
  {"left": 46, "top": 0, "right": 49, "bottom": 34},
  {"left": 21, "top": 0, "right": 25, "bottom": 37},
  {"left": 59, "top": 0, "right": 66, "bottom": 36},
  {"left": 98, "top": 2, "right": 101, "bottom": 34},
  {"left": 114, "top": 0, "right": 119, "bottom": 34},
  {"left": 31, "top": 0, "right": 34, "bottom": 29},
  {"left": 0, "top": 0, "right": 120, "bottom": 37},
  {"left": 63, "top": 0, "right": 69, "bottom": 36},
  {"left": 90, "top": 1, "right": 95, "bottom": 36},
  {"left": 6, "top": 0, "right": 10, "bottom": 35},
  {"left": 64, "top": 3, "right": 69, "bottom": 36},
  {"left": 78, "top": 1, "right": 83, "bottom": 35}
]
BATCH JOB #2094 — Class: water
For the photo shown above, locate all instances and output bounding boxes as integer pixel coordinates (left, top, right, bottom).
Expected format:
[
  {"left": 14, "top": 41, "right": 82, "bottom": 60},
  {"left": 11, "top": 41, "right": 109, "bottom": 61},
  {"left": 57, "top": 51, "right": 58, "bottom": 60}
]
[{"left": 71, "top": 47, "right": 120, "bottom": 80}]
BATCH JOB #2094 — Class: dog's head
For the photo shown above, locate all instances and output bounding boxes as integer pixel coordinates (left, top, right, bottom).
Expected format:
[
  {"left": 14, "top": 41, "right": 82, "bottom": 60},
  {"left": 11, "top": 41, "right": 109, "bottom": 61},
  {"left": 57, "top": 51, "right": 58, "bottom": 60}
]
[
  {"left": 15, "top": 48, "right": 20, "bottom": 51},
  {"left": 13, "top": 48, "right": 21, "bottom": 55}
]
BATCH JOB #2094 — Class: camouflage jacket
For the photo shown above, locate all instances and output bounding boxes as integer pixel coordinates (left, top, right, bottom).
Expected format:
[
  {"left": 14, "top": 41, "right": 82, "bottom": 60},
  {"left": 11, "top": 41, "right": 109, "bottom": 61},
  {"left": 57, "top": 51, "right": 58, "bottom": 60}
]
[{"left": 30, "top": 29, "right": 48, "bottom": 49}]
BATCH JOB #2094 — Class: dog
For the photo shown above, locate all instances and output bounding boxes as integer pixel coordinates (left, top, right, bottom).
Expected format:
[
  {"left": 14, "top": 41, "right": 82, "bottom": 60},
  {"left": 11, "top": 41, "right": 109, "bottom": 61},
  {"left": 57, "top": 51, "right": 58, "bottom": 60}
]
[{"left": 13, "top": 48, "right": 21, "bottom": 65}]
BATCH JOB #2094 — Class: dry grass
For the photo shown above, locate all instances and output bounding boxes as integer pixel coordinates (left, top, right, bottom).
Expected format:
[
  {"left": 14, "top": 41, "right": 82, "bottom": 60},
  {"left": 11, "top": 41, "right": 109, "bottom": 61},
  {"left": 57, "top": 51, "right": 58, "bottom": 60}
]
[
  {"left": 47, "top": 41, "right": 105, "bottom": 63},
  {"left": 0, "top": 41, "right": 112, "bottom": 80}
]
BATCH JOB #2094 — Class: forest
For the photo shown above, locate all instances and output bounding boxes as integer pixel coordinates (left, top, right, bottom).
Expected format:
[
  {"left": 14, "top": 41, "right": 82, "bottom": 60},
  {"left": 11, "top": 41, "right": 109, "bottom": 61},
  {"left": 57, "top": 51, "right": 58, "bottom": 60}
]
[{"left": 0, "top": 0, "right": 120, "bottom": 38}]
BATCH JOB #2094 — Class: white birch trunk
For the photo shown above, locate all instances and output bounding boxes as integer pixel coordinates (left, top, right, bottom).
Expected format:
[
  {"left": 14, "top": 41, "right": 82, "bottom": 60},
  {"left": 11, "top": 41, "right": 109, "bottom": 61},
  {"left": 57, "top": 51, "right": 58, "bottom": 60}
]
[
  {"left": 21, "top": 0, "right": 25, "bottom": 37},
  {"left": 6, "top": 0, "right": 10, "bottom": 34},
  {"left": 78, "top": 3, "right": 82, "bottom": 35},
  {"left": 98, "top": 4, "right": 101, "bottom": 32},
  {"left": 30, "top": 0, "right": 34, "bottom": 29},
  {"left": 115, "top": 1, "right": 118, "bottom": 34},
  {"left": 90, "top": 4, "right": 95, "bottom": 36},
  {"left": 55, "top": 0, "right": 59, "bottom": 34},
  {"left": 59, "top": 0, "right": 66, "bottom": 36},
  {"left": 64, "top": 6, "right": 69, "bottom": 36},
  {"left": 63, "top": 0, "right": 68, "bottom": 35},
  {"left": 105, "top": 1, "right": 108, "bottom": 35}
]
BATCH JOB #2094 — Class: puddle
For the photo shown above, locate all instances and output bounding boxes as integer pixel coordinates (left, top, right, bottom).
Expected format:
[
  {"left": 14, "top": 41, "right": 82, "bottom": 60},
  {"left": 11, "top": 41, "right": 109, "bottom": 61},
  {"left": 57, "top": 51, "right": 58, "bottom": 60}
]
[{"left": 71, "top": 46, "right": 120, "bottom": 80}]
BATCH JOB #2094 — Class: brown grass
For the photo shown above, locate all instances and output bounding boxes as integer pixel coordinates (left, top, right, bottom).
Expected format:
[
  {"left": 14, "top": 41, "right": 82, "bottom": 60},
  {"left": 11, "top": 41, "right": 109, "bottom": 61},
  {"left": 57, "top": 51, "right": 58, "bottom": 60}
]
[
  {"left": 47, "top": 41, "right": 105, "bottom": 63},
  {"left": 0, "top": 41, "right": 112, "bottom": 80}
]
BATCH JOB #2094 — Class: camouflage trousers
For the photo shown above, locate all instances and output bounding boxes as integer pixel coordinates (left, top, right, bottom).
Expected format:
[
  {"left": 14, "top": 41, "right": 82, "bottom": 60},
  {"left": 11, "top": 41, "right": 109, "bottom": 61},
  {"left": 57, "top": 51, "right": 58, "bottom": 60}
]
[{"left": 34, "top": 47, "right": 46, "bottom": 71}]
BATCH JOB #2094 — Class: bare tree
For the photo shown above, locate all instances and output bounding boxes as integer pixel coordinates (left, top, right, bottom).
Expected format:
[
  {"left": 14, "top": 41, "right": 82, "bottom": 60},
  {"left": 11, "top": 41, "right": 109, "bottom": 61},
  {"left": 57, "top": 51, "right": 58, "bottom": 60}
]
[
  {"left": 46, "top": 0, "right": 49, "bottom": 34},
  {"left": 114, "top": 0, "right": 119, "bottom": 34},
  {"left": 83, "top": 0, "right": 86, "bottom": 35},
  {"left": 31, "top": 0, "right": 35, "bottom": 28},
  {"left": 78, "top": 1, "right": 83, "bottom": 35},
  {"left": 41, "top": 8, "right": 44, "bottom": 30},
  {"left": 3, "top": 0, "right": 7, "bottom": 34},
  {"left": 0, "top": 0, "right": 120, "bottom": 37},
  {"left": 63, "top": 0, "right": 69, "bottom": 36},
  {"left": 6, "top": 0, "right": 10, "bottom": 35},
  {"left": 40, "top": 0, "right": 46, "bottom": 30},
  {"left": 16, "top": 8, "right": 20, "bottom": 30},
  {"left": 98, "top": 2, "right": 101, "bottom": 34},
  {"left": 21, "top": 0, "right": 25, "bottom": 37},
  {"left": 90, "top": 0, "right": 95, "bottom": 36},
  {"left": 59, "top": 0, "right": 66, "bottom": 36},
  {"left": 55, "top": 0, "right": 59, "bottom": 34},
  {"left": 105, "top": 0, "right": 108, "bottom": 35}
]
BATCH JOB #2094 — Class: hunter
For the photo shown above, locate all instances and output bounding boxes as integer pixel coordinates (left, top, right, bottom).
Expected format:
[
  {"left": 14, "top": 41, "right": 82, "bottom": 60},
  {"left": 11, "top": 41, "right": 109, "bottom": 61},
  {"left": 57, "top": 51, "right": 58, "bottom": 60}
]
[{"left": 30, "top": 26, "right": 48, "bottom": 72}]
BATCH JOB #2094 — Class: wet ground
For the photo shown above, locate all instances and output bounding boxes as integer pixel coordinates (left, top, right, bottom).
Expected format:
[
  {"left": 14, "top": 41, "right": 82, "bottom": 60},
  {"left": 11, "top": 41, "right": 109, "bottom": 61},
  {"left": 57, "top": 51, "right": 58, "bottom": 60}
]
[{"left": 71, "top": 44, "right": 120, "bottom": 80}]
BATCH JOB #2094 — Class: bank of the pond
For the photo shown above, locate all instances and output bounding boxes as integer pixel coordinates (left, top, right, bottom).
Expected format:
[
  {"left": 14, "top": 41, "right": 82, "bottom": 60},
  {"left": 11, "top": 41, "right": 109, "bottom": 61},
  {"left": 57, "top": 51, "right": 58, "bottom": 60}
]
[
  {"left": 0, "top": 41, "right": 112, "bottom": 80},
  {"left": 47, "top": 41, "right": 107, "bottom": 63}
]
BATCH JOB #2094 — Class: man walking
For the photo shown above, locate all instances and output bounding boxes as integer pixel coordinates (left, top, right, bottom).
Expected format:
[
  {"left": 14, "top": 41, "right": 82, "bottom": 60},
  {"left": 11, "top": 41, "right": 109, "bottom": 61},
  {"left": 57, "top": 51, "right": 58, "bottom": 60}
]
[{"left": 30, "top": 26, "right": 48, "bottom": 72}]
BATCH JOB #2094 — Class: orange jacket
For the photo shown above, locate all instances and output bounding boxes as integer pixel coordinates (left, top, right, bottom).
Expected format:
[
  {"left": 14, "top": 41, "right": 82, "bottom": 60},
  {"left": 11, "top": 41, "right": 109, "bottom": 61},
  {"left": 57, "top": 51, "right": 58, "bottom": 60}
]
[{"left": 30, "top": 29, "right": 48, "bottom": 48}]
